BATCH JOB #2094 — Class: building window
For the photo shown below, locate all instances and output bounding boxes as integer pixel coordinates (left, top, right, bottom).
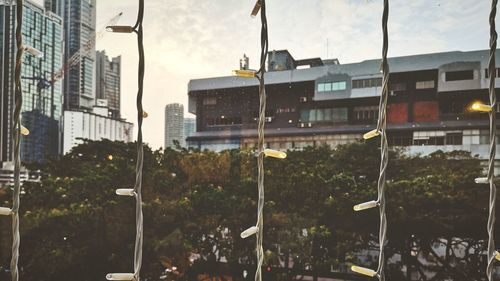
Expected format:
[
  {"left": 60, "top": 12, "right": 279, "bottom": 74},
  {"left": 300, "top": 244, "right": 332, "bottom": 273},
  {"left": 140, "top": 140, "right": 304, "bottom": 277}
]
[
  {"left": 318, "top": 83, "right": 325, "bottom": 92},
  {"left": 485, "top": 68, "right": 500, "bottom": 78},
  {"left": 352, "top": 78, "right": 382, "bottom": 89},
  {"left": 353, "top": 106, "right": 378, "bottom": 123},
  {"left": 390, "top": 82, "right": 407, "bottom": 92},
  {"left": 300, "top": 108, "right": 348, "bottom": 123},
  {"left": 415, "top": 80, "right": 435, "bottom": 89},
  {"left": 414, "top": 136, "right": 445, "bottom": 146},
  {"left": 203, "top": 96, "right": 217, "bottom": 106},
  {"left": 445, "top": 132, "right": 463, "bottom": 145},
  {"left": 445, "top": 70, "right": 474, "bottom": 81},
  {"left": 388, "top": 134, "right": 412, "bottom": 146},
  {"left": 317, "top": 81, "right": 347, "bottom": 92},
  {"left": 413, "top": 131, "right": 463, "bottom": 146}
]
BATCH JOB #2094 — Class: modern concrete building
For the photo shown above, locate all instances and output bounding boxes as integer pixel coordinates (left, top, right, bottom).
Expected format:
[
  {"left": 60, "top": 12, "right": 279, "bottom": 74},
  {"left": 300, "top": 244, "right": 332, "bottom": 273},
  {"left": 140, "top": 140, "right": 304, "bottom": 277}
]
[
  {"left": 63, "top": 106, "right": 133, "bottom": 154},
  {"left": 45, "top": 0, "right": 97, "bottom": 110},
  {"left": 95, "top": 50, "right": 121, "bottom": 118},
  {"left": 187, "top": 49, "right": 500, "bottom": 170},
  {"left": 0, "top": 0, "right": 64, "bottom": 163},
  {"left": 164, "top": 103, "right": 184, "bottom": 148}
]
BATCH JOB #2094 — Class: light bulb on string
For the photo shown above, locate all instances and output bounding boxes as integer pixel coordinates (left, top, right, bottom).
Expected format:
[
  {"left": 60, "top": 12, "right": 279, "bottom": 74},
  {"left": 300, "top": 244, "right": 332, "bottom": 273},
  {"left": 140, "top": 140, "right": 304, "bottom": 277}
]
[
  {"left": 353, "top": 200, "right": 378, "bottom": 211},
  {"left": 233, "top": 69, "right": 257, "bottom": 78},
  {"left": 240, "top": 226, "right": 258, "bottom": 239},
  {"left": 23, "top": 45, "right": 44, "bottom": 58},
  {"left": 468, "top": 101, "right": 493, "bottom": 113},
  {"left": 475, "top": 177, "right": 489, "bottom": 184},
  {"left": 0, "top": 207, "right": 12, "bottom": 216},
  {"left": 116, "top": 189, "right": 135, "bottom": 196},
  {"left": 106, "top": 26, "right": 134, "bottom": 33},
  {"left": 363, "top": 129, "right": 381, "bottom": 140},
  {"left": 351, "top": 265, "right": 377, "bottom": 277},
  {"left": 263, "top": 149, "right": 287, "bottom": 159},
  {"left": 106, "top": 273, "right": 135, "bottom": 281},
  {"left": 21, "top": 125, "right": 29, "bottom": 136},
  {"left": 250, "top": 0, "right": 262, "bottom": 17}
]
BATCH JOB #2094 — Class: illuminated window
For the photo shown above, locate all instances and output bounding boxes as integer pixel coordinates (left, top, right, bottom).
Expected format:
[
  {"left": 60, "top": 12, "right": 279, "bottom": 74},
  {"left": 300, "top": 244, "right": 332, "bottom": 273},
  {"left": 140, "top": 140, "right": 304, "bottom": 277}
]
[{"left": 317, "top": 81, "right": 347, "bottom": 92}]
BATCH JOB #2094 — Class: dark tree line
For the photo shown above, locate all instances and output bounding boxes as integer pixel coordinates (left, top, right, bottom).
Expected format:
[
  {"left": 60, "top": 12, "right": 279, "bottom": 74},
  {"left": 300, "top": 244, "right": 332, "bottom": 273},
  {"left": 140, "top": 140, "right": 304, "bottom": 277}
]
[{"left": 0, "top": 139, "right": 497, "bottom": 281}]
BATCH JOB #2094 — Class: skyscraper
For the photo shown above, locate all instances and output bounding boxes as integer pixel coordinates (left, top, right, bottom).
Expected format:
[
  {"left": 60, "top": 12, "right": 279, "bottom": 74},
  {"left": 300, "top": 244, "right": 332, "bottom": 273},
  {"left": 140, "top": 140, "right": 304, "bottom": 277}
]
[
  {"left": 95, "top": 50, "right": 121, "bottom": 118},
  {"left": 164, "top": 103, "right": 184, "bottom": 149},
  {"left": 45, "top": 0, "right": 97, "bottom": 110},
  {"left": 0, "top": 1, "right": 64, "bottom": 163}
]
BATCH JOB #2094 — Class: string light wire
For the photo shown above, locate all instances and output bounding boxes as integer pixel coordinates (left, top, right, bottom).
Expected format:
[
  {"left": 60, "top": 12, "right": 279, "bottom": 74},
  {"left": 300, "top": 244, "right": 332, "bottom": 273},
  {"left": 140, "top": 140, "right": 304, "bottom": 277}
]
[
  {"left": 105, "top": 0, "right": 145, "bottom": 280},
  {"left": 486, "top": 0, "right": 498, "bottom": 280},
  {"left": 237, "top": 2, "right": 287, "bottom": 281},
  {"left": 352, "top": 0, "right": 389, "bottom": 280},
  {"left": 10, "top": 1, "right": 24, "bottom": 280},
  {"left": 255, "top": 2, "right": 269, "bottom": 281}
]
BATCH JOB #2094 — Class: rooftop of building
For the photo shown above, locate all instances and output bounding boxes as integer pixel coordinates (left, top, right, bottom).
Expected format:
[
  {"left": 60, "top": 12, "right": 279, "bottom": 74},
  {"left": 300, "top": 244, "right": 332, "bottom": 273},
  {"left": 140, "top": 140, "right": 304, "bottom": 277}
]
[{"left": 188, "top": 49, "right": 498, "bottom": 92}]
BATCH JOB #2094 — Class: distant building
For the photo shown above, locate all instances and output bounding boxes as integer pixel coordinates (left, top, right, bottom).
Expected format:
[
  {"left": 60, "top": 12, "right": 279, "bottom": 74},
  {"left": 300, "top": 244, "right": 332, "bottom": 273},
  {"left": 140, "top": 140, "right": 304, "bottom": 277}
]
[
  {"left": 63, "top": 106, "right": 133, "bottom": 154},
  {"left": 187, "top": 49, "right": 500, "bottom": 171},
  {"left": 0, "top": 162, "right": 37, "bottom": 187},
  {"left": 0, "top": 1, "right": 64, "bottom": 163},
  {"left": 184, "top": 118, "right": 196, "bottom": 144},
  {"left": 95, "top": 50, "right": 121, "bottom": 118},
  {"left": 164, "top": 103, "right": 184, "bottom": 148},
  {"left": 45, "top": 0, "right": 97, "bottom": 110}
]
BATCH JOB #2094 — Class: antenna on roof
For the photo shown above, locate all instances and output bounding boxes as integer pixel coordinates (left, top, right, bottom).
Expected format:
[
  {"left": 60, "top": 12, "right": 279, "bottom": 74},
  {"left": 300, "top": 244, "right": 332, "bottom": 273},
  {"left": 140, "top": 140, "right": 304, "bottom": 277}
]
[
  {"left": 326, "top": 38, "right": 329, "bottom": 59},
  {"left": 240, "top": 54, "right": 249, "bottom": 70}
]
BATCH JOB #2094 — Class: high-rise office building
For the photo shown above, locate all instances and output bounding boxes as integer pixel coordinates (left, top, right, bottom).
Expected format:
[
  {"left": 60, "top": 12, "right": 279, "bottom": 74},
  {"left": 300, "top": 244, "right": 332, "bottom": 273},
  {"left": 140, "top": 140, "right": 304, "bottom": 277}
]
[
  {"left": 164, "top": 103, "right": 184, "bottom": 148},
  {"left": 95, "top": 50, "right": 121, "bottom": 118},
  {"left": 0, "top": 1, "right": 64, "bottom": 163},
  {"left": 184, "top": 118, "right": 196, "bottom": 144},
  {"left": 45, "top": 0, "right": 97, "bottom": 110}
]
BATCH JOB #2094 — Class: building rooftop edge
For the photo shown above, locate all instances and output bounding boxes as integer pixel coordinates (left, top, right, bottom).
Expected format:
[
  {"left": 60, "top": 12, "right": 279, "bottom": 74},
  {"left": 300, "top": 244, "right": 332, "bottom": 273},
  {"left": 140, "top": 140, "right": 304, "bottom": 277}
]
[
  {"left": 187, "top": 49, "right": 496, "bottom": 93},
  {"left": 64, "top": 109, "right": 134, "bottom": 125}
]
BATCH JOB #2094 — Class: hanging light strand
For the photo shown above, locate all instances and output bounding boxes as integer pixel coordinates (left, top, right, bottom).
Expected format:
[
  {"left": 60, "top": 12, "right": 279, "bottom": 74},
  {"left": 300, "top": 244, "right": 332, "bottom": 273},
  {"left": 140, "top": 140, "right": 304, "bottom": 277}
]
[
  {"left": 376, "top": 1, "right": 390, "bottom": 280},
  {"left": 10, "top": 1, "right": 24, "bottom": 280},
  {"left": 255, "top": 2, "right": 269, "bottom": 281},
  {"left": 352, "top": 0, "right": 389, "bottom": 280},
  {"left": 105, "top": 0, "right": 145, "bottom": 280},
  {"left": 237, "top": 1, "right": 286, "bottom": 281},
  {"left": 486, "top": 0, "right": 498, "bottom": 280}
]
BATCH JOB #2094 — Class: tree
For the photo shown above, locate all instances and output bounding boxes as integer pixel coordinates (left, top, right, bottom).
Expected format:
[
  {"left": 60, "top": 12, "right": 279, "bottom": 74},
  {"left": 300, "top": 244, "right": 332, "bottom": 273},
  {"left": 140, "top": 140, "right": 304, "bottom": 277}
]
[{"left": 0, "top": 140, "right": 496, "bottom": 281}]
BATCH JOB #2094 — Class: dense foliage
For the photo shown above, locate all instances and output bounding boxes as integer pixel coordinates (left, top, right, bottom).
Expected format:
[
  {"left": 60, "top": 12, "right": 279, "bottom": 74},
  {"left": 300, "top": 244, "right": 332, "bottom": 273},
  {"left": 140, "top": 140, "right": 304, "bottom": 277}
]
[{"left": 0, "top": 139, "right": 496, "bottom": 281}]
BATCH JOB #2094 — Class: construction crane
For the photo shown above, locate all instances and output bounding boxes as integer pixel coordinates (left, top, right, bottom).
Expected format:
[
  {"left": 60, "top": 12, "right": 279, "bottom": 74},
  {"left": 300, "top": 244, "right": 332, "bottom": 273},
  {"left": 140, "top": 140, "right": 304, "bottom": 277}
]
[
  {"left": 20, "top": 12, "right": 123, "bottom": 114},
  {"left": 21, "top": 76, "right": 52, "bottom": 113},
  {"left": 50, "top": 11, "right": 123, "bottom": 84}
]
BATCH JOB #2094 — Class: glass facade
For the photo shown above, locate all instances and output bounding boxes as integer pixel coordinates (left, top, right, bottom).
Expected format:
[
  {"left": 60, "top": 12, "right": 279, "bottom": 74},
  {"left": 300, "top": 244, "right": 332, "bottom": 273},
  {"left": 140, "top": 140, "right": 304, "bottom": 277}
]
[
  {"left": 46, "top": 0, "right": 96, "bottom": 110},
  {"left": 0, "top": 1, "right": 63, "bottom": 163},
  {"left": 95, "top": 50, "right": 121, "bottom": 118},
  {"left": 317, "top": 81, "right": 347, "bottom": 92}
]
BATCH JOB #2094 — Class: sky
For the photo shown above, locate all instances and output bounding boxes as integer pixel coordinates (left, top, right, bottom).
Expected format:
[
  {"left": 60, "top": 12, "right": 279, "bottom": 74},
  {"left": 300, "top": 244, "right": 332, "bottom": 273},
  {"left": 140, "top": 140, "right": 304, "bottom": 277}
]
[{"left": 35, "top": 0, "right": 495, "bottom": 149}]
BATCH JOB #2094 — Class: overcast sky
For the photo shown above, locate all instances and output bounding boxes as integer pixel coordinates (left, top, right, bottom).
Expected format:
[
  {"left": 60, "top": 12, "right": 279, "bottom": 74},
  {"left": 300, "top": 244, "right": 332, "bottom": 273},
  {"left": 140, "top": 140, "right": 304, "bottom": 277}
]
[{"left": 35, "top": 0, "right": 495, "bottom": 149}]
